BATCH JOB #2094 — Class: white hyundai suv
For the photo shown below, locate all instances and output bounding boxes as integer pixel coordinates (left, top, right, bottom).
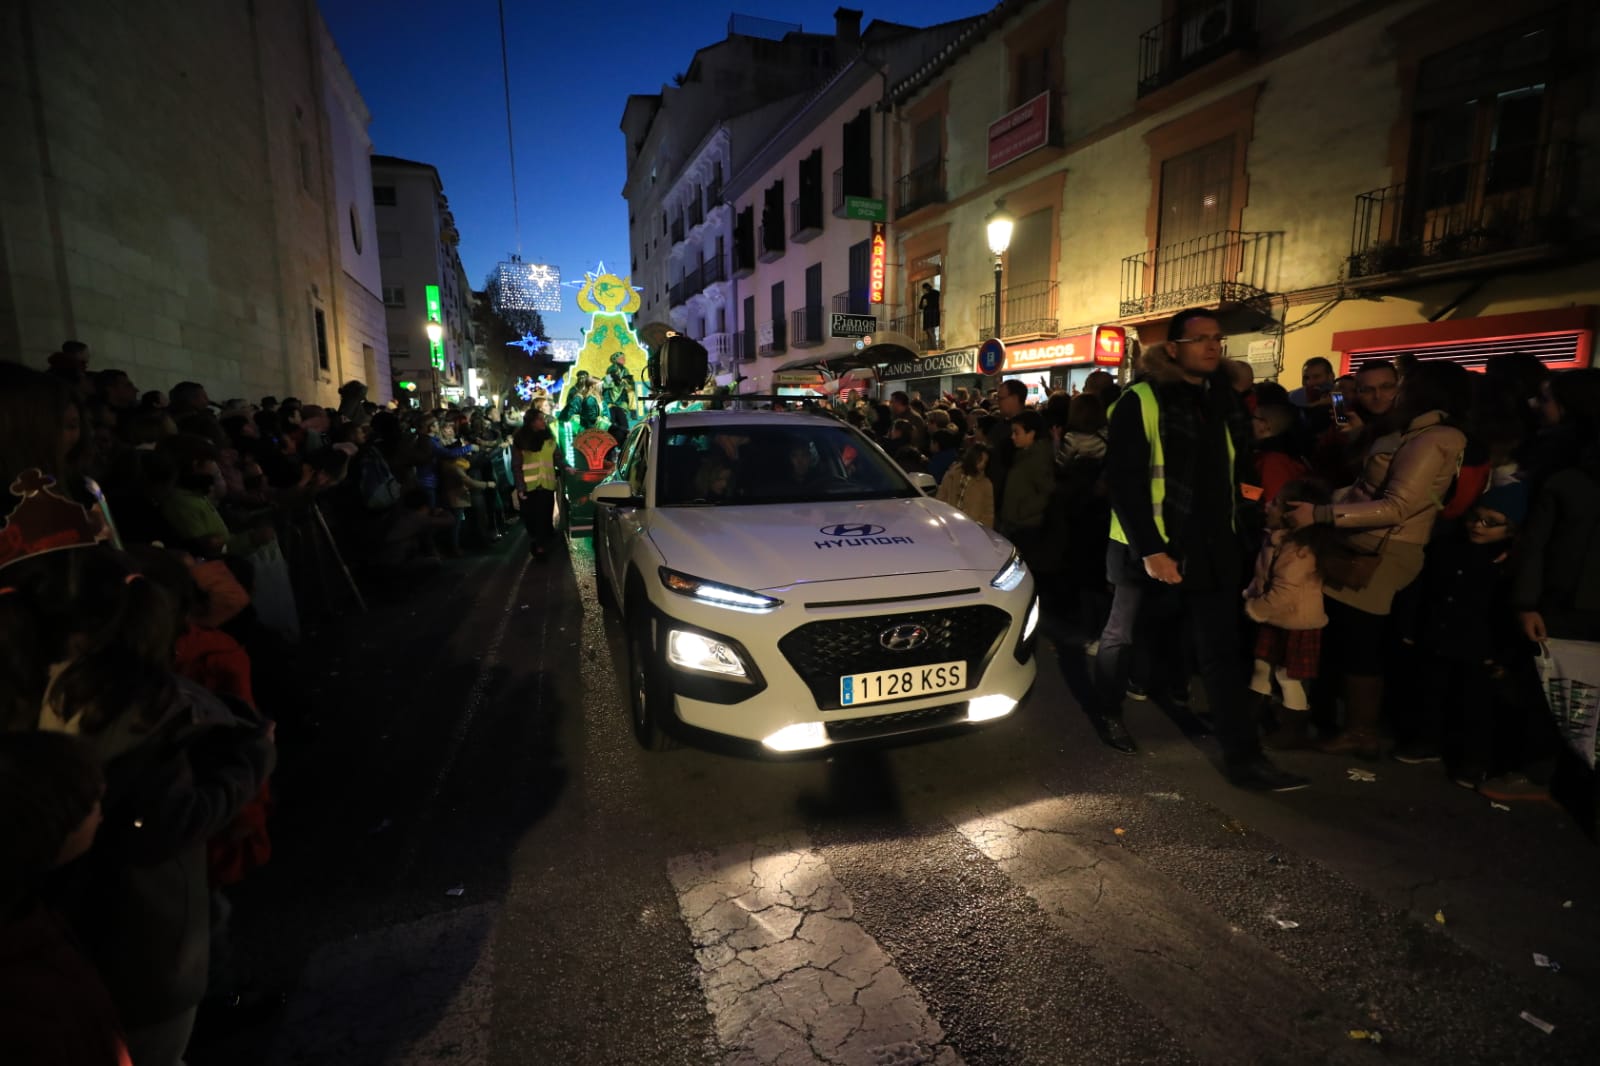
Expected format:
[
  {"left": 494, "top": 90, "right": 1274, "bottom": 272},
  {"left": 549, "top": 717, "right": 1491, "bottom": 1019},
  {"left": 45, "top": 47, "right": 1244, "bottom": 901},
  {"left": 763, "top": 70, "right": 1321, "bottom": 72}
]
[{"left": 592, "top": 407, "right": 1039, "bottom": 754}]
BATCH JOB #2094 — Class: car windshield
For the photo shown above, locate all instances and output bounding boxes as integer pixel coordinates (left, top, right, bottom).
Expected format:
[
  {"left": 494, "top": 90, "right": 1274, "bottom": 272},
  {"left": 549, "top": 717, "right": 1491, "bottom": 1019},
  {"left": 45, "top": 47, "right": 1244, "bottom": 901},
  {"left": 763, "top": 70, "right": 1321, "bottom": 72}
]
[{"left": 655, "top": 422, "right": 918, "bottom": 506}]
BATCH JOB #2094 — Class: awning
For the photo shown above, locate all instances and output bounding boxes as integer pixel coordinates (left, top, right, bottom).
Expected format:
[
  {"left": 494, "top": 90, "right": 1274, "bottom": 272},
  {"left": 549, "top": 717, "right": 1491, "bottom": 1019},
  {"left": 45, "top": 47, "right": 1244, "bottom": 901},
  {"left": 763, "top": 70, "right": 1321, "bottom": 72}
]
[{"left": 773, "top": 331, "right": 922, "bottom": 375}]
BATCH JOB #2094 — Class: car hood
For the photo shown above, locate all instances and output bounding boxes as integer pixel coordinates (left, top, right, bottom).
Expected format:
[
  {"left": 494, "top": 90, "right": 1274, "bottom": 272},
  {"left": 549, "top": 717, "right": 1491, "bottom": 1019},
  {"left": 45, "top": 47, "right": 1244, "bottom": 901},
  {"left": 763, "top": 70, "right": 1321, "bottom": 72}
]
[{"left": 646, "top": 496, "right": 1012, "bottom": 592}]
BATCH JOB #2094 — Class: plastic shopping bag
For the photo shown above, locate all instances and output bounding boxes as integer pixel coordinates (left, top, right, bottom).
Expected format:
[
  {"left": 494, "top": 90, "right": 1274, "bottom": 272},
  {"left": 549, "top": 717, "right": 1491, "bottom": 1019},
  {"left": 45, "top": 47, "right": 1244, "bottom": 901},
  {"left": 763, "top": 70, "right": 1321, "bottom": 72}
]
[
  {"left": 1536, "top": 638, "right": 1600, "bottom": 768},
  {"left": 247, "top": 539, "right": 301, "bottom": 643}
]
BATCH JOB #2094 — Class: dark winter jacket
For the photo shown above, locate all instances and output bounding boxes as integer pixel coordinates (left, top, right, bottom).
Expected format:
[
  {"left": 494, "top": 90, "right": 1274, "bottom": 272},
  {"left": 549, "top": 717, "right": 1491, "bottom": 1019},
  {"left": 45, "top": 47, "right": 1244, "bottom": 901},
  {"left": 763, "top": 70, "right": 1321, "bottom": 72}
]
[
  {"left": 55, "top": 678, "right": 274, "bottom": 1027},
  {"left": 999, "top": 440, "right": 1055, "bottom": 535},
  {"left": 1510, "top": 466, "right": 1600, "bottom": 641}
]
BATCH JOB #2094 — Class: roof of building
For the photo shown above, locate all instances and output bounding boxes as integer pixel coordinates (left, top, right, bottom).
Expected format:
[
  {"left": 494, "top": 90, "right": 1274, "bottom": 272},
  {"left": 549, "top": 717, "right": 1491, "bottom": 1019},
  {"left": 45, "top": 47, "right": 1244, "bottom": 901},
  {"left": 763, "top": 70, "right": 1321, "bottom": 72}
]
[{"left": 887, "top": 0, "right": 1027, "bottom": 104}]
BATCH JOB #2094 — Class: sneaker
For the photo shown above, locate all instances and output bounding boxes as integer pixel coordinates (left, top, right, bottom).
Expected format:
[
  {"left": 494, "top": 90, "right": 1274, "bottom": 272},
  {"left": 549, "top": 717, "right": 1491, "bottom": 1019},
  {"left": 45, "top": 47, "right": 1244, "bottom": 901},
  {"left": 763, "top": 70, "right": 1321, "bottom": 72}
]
[
  {"left": 1227, "top": 757, "right": 1310, "bottom": 793},
  {"left": 1392, "top": 743, "right": 1442, "bottom": 765},
  {"left": 1126, "top": 682, "right": 1149, "bottom": 701},
  {"left": 1478, "top": 773, "right": 1550, "bottom": 803}
]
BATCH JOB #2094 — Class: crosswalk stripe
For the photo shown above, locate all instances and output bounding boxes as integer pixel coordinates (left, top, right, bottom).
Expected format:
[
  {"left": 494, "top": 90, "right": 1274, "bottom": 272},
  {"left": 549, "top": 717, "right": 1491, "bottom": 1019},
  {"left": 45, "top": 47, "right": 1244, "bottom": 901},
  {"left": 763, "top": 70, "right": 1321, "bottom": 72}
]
[{"left": 667, "top": 831, "right": 964, "bottom": 1066}]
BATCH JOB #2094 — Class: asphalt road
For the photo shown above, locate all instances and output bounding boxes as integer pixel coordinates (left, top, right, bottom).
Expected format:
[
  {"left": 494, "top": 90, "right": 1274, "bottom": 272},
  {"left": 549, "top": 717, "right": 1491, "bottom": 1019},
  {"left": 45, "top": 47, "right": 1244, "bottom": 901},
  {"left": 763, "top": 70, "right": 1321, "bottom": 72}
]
[{"left": 196, "top": 529, "right": 1600, "bottom": 1066}]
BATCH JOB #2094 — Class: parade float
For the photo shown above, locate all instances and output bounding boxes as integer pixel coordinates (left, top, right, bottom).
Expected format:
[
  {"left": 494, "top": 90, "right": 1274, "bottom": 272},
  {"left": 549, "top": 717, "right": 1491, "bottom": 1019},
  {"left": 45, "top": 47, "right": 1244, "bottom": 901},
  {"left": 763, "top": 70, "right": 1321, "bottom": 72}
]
[{"left": 552, "top": 267, "right": 650, "bottom": 534}]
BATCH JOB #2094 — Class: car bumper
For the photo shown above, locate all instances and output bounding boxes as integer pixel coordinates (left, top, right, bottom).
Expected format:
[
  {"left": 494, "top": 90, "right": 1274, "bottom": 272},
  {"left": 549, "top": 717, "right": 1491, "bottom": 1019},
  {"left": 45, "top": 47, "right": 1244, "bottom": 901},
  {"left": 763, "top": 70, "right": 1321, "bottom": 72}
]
[{"left": 651, "top": 574, "right": 1038, "bottom": 750}]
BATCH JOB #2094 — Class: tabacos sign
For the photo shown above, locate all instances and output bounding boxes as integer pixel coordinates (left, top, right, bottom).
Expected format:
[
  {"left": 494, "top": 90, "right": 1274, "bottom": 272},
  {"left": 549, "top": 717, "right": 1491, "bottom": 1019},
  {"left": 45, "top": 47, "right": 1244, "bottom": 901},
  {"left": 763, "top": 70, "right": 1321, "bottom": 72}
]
[
  {"left": 869, "top": 222, "right": 887, "bottom": 304},
  {"left": 1002, "top": 327, "right": 1127, "bottom": 372}
]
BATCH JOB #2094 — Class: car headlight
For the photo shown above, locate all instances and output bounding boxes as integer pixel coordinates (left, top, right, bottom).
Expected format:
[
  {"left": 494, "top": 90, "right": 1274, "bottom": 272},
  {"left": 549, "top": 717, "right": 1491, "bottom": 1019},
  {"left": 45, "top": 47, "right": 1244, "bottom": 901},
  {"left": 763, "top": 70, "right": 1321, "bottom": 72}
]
[
  {"left": 667, "top": 629, "right": 750, "bottom": 678},
  {"left": 1022, "top": 596, "right": 1040, "bottom": 641},
  {"left": 990, "top": 550, "right": 1026, "bottom": 592},
  {"left": 659, "top": 568, "right": 783, "bottom": 612}
]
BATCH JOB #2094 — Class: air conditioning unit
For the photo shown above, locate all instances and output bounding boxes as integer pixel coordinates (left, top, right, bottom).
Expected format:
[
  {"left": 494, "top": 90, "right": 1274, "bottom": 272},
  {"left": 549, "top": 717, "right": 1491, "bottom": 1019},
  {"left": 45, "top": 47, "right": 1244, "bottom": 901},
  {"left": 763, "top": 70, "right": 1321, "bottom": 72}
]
[{"left": 1180, "top": 2, "right": 1234, "bottom": 59}]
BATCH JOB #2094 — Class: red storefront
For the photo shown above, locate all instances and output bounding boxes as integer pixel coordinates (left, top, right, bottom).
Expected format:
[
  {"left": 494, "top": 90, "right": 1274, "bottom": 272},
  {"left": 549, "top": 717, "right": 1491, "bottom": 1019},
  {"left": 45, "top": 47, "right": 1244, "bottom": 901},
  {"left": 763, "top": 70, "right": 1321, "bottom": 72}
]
[
  {"left": 999, "top": 328, "right": 1126, "bottom": 401},
  {"left": 1332, "top": 306, "right": 1594, "bottom": 374}
]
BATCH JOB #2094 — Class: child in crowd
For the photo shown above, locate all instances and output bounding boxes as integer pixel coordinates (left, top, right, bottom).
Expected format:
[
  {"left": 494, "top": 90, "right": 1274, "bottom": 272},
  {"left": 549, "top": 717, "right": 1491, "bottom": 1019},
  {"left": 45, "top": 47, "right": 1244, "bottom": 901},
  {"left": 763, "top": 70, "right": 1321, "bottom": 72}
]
[
  {"left": 1244, "top": 479, "right": 1335, "bottom": 749},
  {"left": 936, "top": 442, "right": 995, "bottom": 529}
]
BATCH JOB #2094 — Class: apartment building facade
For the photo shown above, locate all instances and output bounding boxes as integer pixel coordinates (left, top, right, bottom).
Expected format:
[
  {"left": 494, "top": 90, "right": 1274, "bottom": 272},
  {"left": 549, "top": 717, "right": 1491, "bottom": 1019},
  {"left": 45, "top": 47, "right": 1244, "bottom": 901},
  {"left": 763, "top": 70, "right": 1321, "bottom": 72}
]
[
  {"left": 875, "top": 0, "right": 1596, "bottom": 401},
  {"left": 621, "top": 14, "right": 853, "bottom": 331},
  {"left": 371, "top": 156, "right": 474, "bottom": 408},
  {"left": 722, "top": 16, "right": 983, "bottom": 394}
]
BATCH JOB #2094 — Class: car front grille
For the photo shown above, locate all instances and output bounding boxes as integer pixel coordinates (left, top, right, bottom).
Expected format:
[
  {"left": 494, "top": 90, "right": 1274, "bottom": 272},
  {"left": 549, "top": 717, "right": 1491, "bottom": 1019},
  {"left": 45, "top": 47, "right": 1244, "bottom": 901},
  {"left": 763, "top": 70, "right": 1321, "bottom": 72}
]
[{"left": 778, "top": 604, "right": 1012, "bottom": 710}]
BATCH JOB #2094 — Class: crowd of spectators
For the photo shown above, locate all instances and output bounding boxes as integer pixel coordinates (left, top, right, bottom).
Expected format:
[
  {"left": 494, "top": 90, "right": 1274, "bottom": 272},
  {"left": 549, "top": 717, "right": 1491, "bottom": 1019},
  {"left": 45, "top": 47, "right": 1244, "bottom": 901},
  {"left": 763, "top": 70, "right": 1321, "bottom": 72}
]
[{"left": 0, "top": 342, "right": 530, "bottom": 1064}]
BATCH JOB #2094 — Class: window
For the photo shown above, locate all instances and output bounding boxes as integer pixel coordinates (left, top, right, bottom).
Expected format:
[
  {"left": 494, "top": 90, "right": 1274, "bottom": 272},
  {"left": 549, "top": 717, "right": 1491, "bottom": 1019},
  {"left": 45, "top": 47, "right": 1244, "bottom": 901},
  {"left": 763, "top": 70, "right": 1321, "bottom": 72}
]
[
  {"left": 840, "top": 108, "right": 872, "bottom": 200},
  {"left": 373, "top": 185, "right": 397, "bottom": 206},
  {"left": 1013, "top": 44, "right": 1052, "bottom": 106},
  {"left": 378, "top": 230, "right": 401, "bottom": 258},
  {"left": 1007, "top": 208, "right": 1053, "bottom": 288},
  {"left": 1157, "top": 137, "right": 1235, "bottom": 247},
  {"left": 382, "top": 286, "right": 406, "bottom": 308},
  {"left": 313, "top": 308, "right": 330, "bottom": 372}
]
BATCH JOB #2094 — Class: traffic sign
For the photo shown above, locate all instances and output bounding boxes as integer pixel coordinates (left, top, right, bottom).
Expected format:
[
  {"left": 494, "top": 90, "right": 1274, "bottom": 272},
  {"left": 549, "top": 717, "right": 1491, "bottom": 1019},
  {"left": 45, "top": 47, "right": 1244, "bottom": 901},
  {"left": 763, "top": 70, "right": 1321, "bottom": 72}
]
[
  {"left": 977, "top": 338, "right": 1005, "bottom": 375},
  {"left": 830, "top": 313, "right": 878, "bottom": 338}
]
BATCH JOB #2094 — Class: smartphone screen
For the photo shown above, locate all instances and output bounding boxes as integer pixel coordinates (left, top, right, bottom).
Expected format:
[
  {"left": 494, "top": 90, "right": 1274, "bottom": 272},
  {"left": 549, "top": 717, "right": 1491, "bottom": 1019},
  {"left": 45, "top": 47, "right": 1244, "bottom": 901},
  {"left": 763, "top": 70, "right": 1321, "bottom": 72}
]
[{"left": 1331, "top": 392, "right": 1348, "bottom": 425}]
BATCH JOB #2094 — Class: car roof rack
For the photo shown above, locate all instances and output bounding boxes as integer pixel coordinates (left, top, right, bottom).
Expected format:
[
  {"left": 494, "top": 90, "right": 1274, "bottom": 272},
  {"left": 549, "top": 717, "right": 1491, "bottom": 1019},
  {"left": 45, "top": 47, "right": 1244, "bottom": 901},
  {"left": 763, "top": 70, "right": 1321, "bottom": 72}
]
[{"left": 650, "top": 393, "right": 839, "bottom": 435}]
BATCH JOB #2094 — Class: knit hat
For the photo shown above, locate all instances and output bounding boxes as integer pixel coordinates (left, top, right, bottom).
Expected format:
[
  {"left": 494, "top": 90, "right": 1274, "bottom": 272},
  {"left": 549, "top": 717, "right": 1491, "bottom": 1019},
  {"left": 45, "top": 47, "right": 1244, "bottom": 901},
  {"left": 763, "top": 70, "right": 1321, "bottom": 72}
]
[{"left": 1475, "top": 480, "right": 1529, "bottom": 528}]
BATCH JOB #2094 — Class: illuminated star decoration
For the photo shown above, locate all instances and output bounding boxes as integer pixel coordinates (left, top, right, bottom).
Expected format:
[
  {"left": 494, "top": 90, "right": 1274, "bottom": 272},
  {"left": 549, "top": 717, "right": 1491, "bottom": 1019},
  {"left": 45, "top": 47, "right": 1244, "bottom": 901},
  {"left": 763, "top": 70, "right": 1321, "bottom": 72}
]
[
  {"left": 515, "top": 376, "right": 536, "bottom": 402},
  {"left": 508, "top": 332, "right": 548, "bottom": 356}
]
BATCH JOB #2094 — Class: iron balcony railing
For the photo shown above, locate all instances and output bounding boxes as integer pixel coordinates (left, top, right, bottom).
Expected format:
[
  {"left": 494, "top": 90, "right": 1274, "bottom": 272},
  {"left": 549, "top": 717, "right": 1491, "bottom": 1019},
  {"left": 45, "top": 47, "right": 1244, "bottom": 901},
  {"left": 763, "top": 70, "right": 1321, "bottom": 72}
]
[
  {"left": 790, "top": 306, "right": 825, "bottom": 348},
  {"left": 701, "top": 256, "right": 728, "bottom": 288},
  {"left": 1137, "top": 0, "right": 1259, "bottom": 97},
  {"left": 758, "top": 319, "right": 788, "bottom": 357},
  {"left": 889, "top": 310, "right": 918, "bottom": 336},
  {"left": 978, "top": 279, "right": 1059, "bottom": 341},
  {"left": 668, "top": 275, "right": 690, "bottom": 308},
  {"left": 1348, "top": 142, "right": 1577, "bottom": 280},
  {"left": 734, "top": 329, "right": 756, "bottom": 363},
  {"left": 791, "top": 197, "right": 824, "bottom": 243},
  {"left": 833, "top": 289, "right": 871, "bottom": 316},
  {"left": 895, "top": 158, "right": 945, "bottom": 219},
  {"left": 1119, "top": 230, "right": 1276, "bottom": 318},
  {"left": 759, "top": 221, "right": 785, "bottom": 263}
]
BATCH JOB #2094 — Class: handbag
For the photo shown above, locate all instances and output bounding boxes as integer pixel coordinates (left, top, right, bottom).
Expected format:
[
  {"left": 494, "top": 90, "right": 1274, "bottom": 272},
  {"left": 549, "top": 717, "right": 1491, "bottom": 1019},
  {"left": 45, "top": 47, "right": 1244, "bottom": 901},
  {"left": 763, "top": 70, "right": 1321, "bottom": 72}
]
[{"left": 1321, "top": 528, "right": 1392, "bottom": 591}]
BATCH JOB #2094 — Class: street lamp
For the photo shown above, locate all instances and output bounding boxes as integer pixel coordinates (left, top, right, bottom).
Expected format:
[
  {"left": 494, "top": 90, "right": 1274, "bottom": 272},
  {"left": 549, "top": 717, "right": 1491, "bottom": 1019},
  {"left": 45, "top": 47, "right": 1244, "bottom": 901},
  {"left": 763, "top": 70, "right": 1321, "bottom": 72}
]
[
  {"left": 985, "top": 199, "right": 1013, "bottom": 341},
  {"left": 424, "top": 320, "right": 444, "bottom": 344}
]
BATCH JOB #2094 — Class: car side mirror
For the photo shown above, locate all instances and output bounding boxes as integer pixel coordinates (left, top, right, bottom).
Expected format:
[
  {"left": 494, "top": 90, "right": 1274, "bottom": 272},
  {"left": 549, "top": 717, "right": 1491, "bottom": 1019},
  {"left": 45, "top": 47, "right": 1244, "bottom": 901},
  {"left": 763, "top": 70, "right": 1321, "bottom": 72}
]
[
  {"left": 909, "top": 471, "right": 937, "bottom": 495},
  {"left": 593, "top": 480, "right": 643, "bottom": 506}
]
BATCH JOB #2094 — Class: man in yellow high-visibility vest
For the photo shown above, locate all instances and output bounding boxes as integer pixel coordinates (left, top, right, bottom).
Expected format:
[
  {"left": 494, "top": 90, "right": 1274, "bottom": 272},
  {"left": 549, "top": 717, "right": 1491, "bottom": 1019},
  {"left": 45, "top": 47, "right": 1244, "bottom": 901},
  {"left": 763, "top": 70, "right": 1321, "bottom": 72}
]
[{"left": 1093, "top": 307, "right": 1307, "bottom": 792}]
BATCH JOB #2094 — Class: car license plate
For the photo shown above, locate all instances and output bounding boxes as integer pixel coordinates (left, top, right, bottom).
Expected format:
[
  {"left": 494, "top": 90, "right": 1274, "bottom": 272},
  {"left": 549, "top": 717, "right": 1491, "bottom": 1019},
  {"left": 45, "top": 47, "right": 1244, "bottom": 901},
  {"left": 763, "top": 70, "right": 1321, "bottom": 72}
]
[{"left": 839, "top": 661, "right": 965, "bottom": 707}]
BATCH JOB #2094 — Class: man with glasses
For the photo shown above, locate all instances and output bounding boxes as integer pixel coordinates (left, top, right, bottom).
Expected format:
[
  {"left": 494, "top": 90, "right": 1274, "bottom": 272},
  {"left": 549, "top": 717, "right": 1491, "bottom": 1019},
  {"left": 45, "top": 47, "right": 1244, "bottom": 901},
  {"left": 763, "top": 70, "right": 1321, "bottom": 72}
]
[{"left": 1091, "top": 307, "right": 1308, "bottom": 792}]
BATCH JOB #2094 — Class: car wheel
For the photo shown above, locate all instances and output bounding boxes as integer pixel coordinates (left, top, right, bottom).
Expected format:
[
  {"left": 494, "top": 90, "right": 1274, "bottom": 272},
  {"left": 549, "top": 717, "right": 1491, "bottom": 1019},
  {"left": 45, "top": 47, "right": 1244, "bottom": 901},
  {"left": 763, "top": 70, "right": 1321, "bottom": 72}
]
[
  {"left": 627, "top": 608, "right": 677, "bottom": 751},
  {"left": 592, "top": 521, "right": 616, "bottom": 610}
]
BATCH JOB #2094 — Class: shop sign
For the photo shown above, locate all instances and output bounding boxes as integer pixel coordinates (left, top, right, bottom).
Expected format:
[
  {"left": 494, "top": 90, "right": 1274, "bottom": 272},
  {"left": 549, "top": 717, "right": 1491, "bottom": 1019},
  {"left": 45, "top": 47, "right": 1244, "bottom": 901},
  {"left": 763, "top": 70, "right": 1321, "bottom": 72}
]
[
  {"left": 845, "top": 197, "right": 886, "bottom": 222},
  {"left": 830, "top": 313, "right": 877, "bottom": 338},
  {"left": 1002, "top": 332, "right": 1093, "bottom": 372},
  {"left": 881, "top": 347, "right": 977, "bottom": 380},
  {"left": 869, "top": 222, "right": 887, "bottom": 304},
  {"left": 987, "top": 91, "right": 1051, "bottom": 172}
]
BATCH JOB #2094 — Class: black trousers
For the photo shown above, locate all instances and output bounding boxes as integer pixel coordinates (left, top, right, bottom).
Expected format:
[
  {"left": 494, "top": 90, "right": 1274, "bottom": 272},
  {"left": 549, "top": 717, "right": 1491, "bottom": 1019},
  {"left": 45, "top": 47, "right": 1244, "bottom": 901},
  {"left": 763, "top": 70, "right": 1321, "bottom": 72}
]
[
  {"left": 520, "top": 488, "right": 555, "bottom": 550},
  {"left": 1093, "top": 545, "right": 1260, "bottom": 763}
]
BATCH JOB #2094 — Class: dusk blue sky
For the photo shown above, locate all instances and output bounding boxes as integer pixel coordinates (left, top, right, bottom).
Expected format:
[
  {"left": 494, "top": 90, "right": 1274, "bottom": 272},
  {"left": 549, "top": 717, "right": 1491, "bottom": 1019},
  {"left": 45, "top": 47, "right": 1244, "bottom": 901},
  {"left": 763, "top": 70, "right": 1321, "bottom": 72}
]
[{"left": 320, "top": 0, "right": 991, "bottom": 342}]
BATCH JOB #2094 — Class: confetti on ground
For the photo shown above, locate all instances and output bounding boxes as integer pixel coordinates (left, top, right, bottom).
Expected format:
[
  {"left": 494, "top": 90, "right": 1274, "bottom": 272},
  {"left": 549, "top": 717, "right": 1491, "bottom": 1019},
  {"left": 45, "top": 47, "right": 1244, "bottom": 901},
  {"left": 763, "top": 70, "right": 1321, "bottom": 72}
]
[
  {"left": 1347, "top": 1030, "right": 1383, "bottom": 1044},
  {"left": 1562, "top": 900, "right": 1574, "bottom": 909},
  {"left": 1490, "top": 801, "right": 1511, "bottom": 812},
  {"left": 1113, "top": 827, "right": 1126, "bottom": 837},
  {"left": 1519, "top": 1011, "right": 1555, "bottom": 1035},
  {"left": 1533, "top": 953, "right": 1562, "bottom": 973},
  {"left": 446, "top": 884, "right": 465, "bottom": 898},
  {"left": 1434, "top": 910, "right": 1447, "bottom": 925},
  {"left": 1274, "top": 919, "right": 1300, "bottom": 930},
  {"left": 1347, "top": 768, "right": 1377, "bottom": 782}
]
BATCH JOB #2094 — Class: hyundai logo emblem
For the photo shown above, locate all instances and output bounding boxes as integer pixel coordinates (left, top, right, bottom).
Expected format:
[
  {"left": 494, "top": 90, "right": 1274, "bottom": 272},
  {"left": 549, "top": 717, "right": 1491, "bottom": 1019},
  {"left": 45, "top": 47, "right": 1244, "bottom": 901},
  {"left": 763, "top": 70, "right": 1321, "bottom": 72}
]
[
  {"left": 820, "top": 523, "right": 886, "bottom": 538},
  {"left": 879, "top": 624, "right": 929, "bottom": 652}
]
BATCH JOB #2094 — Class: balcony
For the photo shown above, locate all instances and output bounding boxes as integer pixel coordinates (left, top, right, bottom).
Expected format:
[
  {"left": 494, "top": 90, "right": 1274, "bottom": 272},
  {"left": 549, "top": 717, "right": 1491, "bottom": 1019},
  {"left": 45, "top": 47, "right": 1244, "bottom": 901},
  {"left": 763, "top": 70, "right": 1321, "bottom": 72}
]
[
  {"left": 758, "top": 319, "right": 788, "bottom": 357},
  {"left": 895, "top": 158, "right": 945, "bottom": 219},
  {"left": 1347, "top": 142, "right": 1576, "bottom": 284},
  {"left": 1137, "top": 0, "right": 1259, "bottom": 98},
  {"left": 668, "top": 275, "right": 690, "bottom": 308},
  {"left": 977, "top": 279, "right": 1060, "bottom": 341},
  {"left": 733, "top": 330, "right": 757, "bottom": 363},
  {"left": 1119, "top": 230, "right": 1275, "bottom": 318},
  {"left": 706, "top": 180, "right": 722, "bottom": 209},
  {"left": 790, "top": 306, "right": 825, "bottom": 348},
  {"left": 732, "top": 237, "right": 756, "bottom": 279},
  {"left": 689, "top": 199, "right": 705, "bottom": 228},
  {"left": 833, "top": 289, "right": 871, "bottom": 316},
  {"left": 791, "top": 197, "right": 824, "bottom": 243},
  {"left": 671, "top": 215, "right": 686, "bottom": 244},
  {"left": 700, "top": 256, "right": 728, "bottom": 289},
  {"left": 704, "top": 332, "right": 734, "bottom": 368},
  {"left": 758, "top": 221, "right": 785, "bottom": 263}
]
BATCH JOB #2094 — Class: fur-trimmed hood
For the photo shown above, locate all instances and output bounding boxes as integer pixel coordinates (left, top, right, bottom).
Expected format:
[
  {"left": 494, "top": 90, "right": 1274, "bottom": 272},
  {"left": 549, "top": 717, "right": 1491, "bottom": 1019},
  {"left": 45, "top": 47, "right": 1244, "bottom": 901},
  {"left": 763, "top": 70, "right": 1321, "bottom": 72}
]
[{"left": 1135, "top": 345, "right": 1221, "bottom": 388}]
